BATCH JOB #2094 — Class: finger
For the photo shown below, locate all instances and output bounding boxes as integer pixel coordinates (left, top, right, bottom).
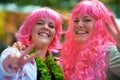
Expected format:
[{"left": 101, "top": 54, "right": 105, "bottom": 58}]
[
  {"left": 111, "top": 16, "right": 120, "bottom": 35},
  {"left": 12, "top": 42, "right": 27, "bottom": 52},
  {"left": 12, "top": 42, "right": 23, "bottom": 51},
  {"left": 17, "top": 44, "right": 35, "bottom": 67},
  {"left": 24, "top": 51, "right": 42, "bottom": 63},
  {"left": 21, "top": 45, "right": 26, "bottom": 50},
  {"left": 104, "top": 21, "right": 120, "bottom": 47},
  {"left": 21, "top": 44, "right": 34, "bottom": 57}
]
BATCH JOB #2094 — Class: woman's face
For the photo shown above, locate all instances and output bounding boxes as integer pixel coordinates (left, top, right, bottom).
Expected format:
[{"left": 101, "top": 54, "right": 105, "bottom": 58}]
[
  {"left": 31, "top": 17, "right": 56, "bottom": 50},
  {"left": 73, "top": 13, "right": 96, "bottom": 42}
]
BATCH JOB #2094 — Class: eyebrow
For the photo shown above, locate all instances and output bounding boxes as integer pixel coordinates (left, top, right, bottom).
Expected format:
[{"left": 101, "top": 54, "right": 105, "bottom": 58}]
[
  {"left": 83, "top": 15, "right": 90, "bottom": 18},
  {"left": 37, "top": 20, "right": 43, "bottom": 22},
  {"left": 75, "top": 15, "right": 91, "bottom": 19}
]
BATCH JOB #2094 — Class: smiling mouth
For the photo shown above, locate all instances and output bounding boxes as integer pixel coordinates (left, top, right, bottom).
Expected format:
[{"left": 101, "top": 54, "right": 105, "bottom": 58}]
[
  {"left": 39, "top": 32, "right": 50, "bottom": 37},
  {"left": 76, "top": 30, "right": 88, "bottom": 34}
]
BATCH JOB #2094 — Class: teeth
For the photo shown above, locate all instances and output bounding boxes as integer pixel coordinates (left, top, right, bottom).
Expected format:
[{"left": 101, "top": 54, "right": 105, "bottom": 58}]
[
  {"left": 77, "top": 31, "right": 87, "bottom": 34},
  {"left": 40, "top": 33, "right": 48, "bottom": 37}
]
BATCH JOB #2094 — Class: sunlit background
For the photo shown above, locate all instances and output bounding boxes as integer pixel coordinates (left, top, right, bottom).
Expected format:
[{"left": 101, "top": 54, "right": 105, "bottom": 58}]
[{"left": 0, "top": 0, "right": 120, "bottom": 52}]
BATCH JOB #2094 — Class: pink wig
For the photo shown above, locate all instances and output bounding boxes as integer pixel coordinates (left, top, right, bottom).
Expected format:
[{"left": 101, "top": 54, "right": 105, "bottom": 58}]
[
  {"left": 16, "top": 7, "right": 62, "bottom": 52},
  {"left": 60, "top": 0, "right": 115, "bottom": 80}
]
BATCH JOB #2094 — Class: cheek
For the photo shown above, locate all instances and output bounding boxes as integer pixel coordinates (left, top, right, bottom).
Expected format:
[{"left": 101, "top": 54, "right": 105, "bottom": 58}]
[
  {"left": 51, "top": 30, "right": 56, "bottom": 37},
  {"left": 88, "top": 23, "right": 95, "bottom": 31},
  {"left": 31, "top": 32, "right": 38, "bottom": 43},
  {"left": 89, "top": 26, "right": 94, "bottom": 32},
  {"left": 50, "top": 30, "right": 56, "bottom": 42}
]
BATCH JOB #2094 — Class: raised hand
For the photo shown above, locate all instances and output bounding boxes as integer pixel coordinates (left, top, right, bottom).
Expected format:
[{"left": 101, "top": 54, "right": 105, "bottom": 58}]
[
  {"left": 12, "top": 41, "right": 26, "bottom": 51},
  {"left": 104, "top": 15, "right": 120, "bottom": 48},
  {"left": 3, "top": 44, "right": 42, "bottom": 73}
]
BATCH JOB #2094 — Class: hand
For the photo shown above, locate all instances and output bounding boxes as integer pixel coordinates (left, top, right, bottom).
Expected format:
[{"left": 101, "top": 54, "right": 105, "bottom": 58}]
[
  {"left": 12, "top": 41, "right": 26, "bottom": 51},
  {"left": 104, "top": 15, "right": 120, "bottom": 48},
  {"left": 3, "top": 44, "right": 42, "bottom": 73}
]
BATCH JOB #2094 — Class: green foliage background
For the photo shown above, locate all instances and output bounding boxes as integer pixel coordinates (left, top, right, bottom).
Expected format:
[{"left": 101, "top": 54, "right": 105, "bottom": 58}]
[{"left": 0, "top": 0, "right": 119, "bottom": 17}]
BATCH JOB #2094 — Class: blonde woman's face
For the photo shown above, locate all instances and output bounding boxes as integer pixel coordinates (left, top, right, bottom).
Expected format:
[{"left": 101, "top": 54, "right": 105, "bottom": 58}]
[
  {"left": 31, "top": 18, "right": 56, "bottom": 50},
  {"left": 73, "top": 13, "right": 96, "bottom": 42}
]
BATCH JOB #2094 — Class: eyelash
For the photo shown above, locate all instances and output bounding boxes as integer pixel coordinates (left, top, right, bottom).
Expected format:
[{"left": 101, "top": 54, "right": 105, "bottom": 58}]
[
  {"left": 83, "top": 19, "right": 92, "bottom": 21},
  {"left": 74, "top": 19, "right": 92, "bottom": 23},
  {"left": 49, "top": 24, "right": 55, "bottom": 28},
  {"left": 37, "top": 22, "right": 43, "bottom": 25},
  {"left": 74, "top": 19, "right": 79, "bottom": 23}
]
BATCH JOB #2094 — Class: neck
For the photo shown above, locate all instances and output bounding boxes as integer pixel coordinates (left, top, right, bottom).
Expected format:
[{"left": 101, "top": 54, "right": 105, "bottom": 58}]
[{"left": 35, "top": 47, "right": 48, "bottom": 61}]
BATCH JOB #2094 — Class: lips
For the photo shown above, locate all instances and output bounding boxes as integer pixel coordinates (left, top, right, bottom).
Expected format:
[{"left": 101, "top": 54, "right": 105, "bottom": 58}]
[
  {"left": 38, "top": 32, "right": 50, "bottom": 37},
  {"left": 76, "top": 30, "right": 88, "bottom": 34},
  {"left": 40, "top": 32, "right": 49, "bottom": 36}
]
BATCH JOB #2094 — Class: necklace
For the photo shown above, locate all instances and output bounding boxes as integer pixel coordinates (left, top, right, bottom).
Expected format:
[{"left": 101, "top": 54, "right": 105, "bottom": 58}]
[{"left": 35, "top": 52, "right": 64, "bottom": 80}]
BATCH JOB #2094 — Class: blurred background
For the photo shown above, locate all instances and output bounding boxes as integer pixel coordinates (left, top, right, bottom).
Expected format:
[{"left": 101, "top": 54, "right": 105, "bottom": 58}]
[{"left": 0, "top": 0, "right": 120, "bottom": 52}]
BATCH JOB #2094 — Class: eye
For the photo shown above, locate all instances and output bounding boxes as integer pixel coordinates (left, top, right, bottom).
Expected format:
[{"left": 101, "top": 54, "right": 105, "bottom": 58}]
[
  {"left": 83, "top": 18, "right": 92, "bottom": 22},
  {"left": 49, "top": 23, "right": 55, "bottom": 29},
  {"left": 74, "top": 19, "right": 79, "bottom": 23},
  {"left": 49, "top": 24, "right": 55, "bottom": 28},
  {"left": 36, "top": 21, "right": 43, "bottom": 25},
  {"left": 83, "top": 17, "right": 93, "bottom": 22}
]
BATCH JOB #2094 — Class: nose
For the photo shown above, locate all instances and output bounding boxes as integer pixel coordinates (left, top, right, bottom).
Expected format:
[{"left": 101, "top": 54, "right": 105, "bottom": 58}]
[
  {"left": 42, "top": 23, "right": 49, "bottom": 31},
  {"left": 45, "top": 23, "right": 48, "bottom": 27},
  {"left": 78, "top": 20, "right": 84, "bottom": 27}
]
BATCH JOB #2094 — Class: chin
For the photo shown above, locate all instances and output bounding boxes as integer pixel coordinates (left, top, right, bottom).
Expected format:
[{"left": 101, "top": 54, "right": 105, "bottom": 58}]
[
  {"left": 76, "top": 38, "right": 87, "bottom": 43},
  {"left": 41, "top": 40, "right": 51, "bottom": 45}
]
